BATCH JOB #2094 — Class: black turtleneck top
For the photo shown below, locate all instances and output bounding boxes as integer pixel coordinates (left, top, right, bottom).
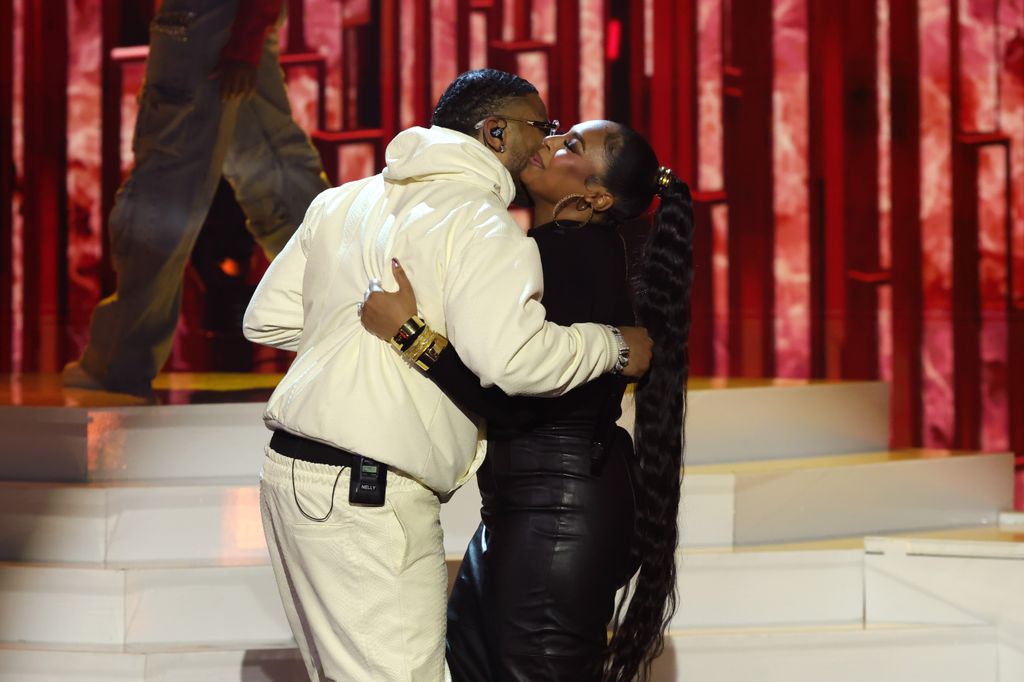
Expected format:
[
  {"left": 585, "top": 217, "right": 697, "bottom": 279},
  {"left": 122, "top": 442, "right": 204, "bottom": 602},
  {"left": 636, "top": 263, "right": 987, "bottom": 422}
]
[{"left": 426, "top": 220, "right": 635, "bottom": 436}]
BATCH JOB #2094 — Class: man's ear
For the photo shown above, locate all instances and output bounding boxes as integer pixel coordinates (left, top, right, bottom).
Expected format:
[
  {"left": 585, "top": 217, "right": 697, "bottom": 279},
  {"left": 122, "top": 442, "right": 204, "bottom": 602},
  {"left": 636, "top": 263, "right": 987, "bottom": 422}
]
[{"left": 478, "top": 117, "right": 506, "bottom": 153}]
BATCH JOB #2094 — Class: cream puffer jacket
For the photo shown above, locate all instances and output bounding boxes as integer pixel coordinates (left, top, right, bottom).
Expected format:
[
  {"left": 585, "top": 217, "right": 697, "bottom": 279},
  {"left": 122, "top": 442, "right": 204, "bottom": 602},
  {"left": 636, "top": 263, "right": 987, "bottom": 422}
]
[{"left": 243, "top": 125, "right": 617, "bottom": 495}]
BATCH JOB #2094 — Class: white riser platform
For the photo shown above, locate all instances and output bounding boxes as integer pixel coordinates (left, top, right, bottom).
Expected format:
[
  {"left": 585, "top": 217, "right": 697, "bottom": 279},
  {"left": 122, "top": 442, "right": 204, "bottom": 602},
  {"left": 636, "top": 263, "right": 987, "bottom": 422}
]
[
  {"left": 0, "top": 403, "right": 268, "bottom": 483},
  {"left": 672, "top": 549, "right": 863, "bottom": 629},
  {"left": 865, "top": 528, "right": 1024, "bottom": 627},
  {"left": 0, "top": 648, "right": 305, "bottom": 682},
  {"left": 0, "top": 375, "right": 1013, "bottom": 682},
  {"left": 619, "top": 380, "right": 889, "bottom": 464},
  {"left": 0, "top": 381, "right": 888, "bottom": 483},
  {"left": 864, "top": 522, "right": 1024, "bottom": 682},
  {"left": 7, "top": 534, "right": 1010, "bottom": 650},
  {"left": 0, "top": 549, "right": 860, "bottom": 646},
  {"left": 726, "top": 451, "right": 1013, "bottom": 545},
  {"left": 0, "top": 482, "right": 266, "bottom": 565},
  {"left": 2, "top": 531, "right": 1019, "bottom": 679},
  {"left": 443, "top": 450, "right": 1014, "bottom": 551},
  {"left": 0, "top": 627, "right": 996, "bottom": 682},
  {"left": 0, "top": 564, "right": 292, "bottom": 650},
  {"left": 5, "top": 449, "right": 1007, "bottom": 567},
  {"left": 0, "top": 649, "right": 145, "bottom": 682},
  {"left": 652, "top": 626, "right": 998, "bottom": 682}
]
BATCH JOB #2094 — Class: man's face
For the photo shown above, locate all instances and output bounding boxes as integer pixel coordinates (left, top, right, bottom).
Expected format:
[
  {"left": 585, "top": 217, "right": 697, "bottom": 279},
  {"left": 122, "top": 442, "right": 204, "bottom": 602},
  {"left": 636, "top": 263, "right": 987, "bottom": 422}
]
[{"left": 492, "top": 93, "right": 550, "bottom": 205}]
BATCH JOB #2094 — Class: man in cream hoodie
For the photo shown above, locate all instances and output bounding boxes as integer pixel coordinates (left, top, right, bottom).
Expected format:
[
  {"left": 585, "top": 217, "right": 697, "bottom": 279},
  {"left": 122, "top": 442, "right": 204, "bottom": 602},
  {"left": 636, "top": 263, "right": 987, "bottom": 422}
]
[{"left": 243, "top": 69, "right": 650, "bottom": 682}]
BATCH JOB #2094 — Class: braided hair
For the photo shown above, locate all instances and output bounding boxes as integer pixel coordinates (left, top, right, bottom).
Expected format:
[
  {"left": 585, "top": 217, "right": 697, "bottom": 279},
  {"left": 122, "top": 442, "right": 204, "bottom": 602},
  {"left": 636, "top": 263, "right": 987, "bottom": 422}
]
[{"left": 600, "top": 124, "right": 694, "bottom": 682}]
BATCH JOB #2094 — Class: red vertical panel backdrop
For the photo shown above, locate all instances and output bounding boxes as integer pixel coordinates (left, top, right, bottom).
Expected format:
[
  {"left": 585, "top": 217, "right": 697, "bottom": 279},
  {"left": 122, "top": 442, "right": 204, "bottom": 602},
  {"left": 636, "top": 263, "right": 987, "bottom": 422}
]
[
  {"left": 1, "top": 0, "right": 12, "bottom": 374},
  {"left": 20, "top": 0, "right": 67, "bottom": 373},
  {"left": 774, "top": 0, "right": 810, "bottom": 380},
  {"left": 3, "top": 0, "right": 1023, "bottom": 501},
  {"left": 724, "top": 0, "right": 777, "bottom": 378},
  {"left": 808, "top": 0, "right": 881, "bottom": 382},
  {"left": 890, "top": 0, "right": 925, "bottom": 448}
]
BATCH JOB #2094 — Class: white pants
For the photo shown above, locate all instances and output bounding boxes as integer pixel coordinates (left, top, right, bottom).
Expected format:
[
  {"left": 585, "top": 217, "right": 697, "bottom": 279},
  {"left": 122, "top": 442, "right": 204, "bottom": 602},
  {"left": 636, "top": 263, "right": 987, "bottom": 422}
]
[{"left": 260, "top": 447, "right": 449, "bottom": 682}]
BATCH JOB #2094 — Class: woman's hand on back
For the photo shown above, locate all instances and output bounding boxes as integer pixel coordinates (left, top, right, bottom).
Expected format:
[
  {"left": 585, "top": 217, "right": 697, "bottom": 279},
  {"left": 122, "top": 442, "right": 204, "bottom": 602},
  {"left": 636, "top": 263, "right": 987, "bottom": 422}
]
[
  {"left": 360, "top": 259, "right": 418, "bottom": 340},
  {"left": 617, "top": 326, "right": 653, "bottom": 378}
]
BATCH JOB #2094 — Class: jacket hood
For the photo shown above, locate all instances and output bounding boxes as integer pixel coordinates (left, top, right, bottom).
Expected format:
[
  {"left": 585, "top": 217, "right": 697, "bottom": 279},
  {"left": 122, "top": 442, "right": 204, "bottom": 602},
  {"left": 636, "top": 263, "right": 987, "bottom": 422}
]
[{"left": 382, "top": 126, "right": 516, "bottom": 206}]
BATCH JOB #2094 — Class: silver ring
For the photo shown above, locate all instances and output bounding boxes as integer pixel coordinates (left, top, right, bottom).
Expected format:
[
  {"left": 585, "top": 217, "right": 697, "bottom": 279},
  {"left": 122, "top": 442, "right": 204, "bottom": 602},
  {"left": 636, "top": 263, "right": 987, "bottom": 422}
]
[
  {"left": 363, "top": 278, "right": 385, "bottom": 304},
  {"left": 356, "top": 302, "right": 364, "bottom": 317}
]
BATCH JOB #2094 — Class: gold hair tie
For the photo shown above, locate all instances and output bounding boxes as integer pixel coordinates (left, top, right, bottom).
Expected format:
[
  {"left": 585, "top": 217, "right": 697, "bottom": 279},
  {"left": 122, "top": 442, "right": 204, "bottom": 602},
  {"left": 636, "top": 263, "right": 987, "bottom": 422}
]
[{"left": 656, "top": 166, "right": 673, "bottom": 195}]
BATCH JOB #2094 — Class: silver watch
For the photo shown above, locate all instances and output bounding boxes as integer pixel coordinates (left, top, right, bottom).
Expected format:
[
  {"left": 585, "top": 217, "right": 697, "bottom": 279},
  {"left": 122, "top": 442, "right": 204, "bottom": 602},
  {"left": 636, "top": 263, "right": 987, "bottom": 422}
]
[{"left": 609, "top": 326, "right": 631, "bottom": 374}]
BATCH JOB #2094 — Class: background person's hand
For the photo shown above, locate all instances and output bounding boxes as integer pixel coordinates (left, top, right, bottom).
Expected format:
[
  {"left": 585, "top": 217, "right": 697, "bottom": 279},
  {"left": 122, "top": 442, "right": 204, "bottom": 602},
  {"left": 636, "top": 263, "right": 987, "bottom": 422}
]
[
  {"left": 617, "top": 326, "right": 653, "bottom": 378},
  {"left": 210, "top": 58, "right": 258, "bottom": 101},
  {"left": 360, "top": 259, "right": 418, "bottom": 340}
]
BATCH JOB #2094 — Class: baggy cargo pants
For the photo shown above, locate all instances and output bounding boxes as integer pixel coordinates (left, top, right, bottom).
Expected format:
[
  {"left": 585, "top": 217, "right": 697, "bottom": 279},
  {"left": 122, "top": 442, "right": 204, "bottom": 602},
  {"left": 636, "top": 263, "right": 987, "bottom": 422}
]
[{"left": 78, "top": 0, "right": 329, "bottom": 392}]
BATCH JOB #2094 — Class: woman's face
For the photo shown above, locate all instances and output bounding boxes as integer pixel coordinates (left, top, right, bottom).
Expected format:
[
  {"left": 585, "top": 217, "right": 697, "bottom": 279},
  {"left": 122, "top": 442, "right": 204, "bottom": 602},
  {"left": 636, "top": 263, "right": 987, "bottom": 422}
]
[{"left": 520, "top": 120, "right": 619, "bottom": 207}]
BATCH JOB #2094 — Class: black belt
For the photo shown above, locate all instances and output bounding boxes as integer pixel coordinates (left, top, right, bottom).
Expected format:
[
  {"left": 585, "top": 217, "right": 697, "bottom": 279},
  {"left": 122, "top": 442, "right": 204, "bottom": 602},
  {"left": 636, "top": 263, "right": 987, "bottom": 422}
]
[
  {"left": 270, "top": 430, "right": 359, "bottom": 468},
  {"left": 270, "top": 430, "right": 388, "bottom": 506}
]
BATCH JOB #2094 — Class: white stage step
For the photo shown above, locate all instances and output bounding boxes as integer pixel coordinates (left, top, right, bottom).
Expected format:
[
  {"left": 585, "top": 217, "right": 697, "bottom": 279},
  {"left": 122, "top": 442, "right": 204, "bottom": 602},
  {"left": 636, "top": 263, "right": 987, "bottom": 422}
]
[
  {"left": 0, "top": 374, "right": 1012, "bottom": 681},
  {"left": 652, "top": 625, "right": 998, "bottom": 682},
  {"left": 0, "top": 626, "right": 997, "bottom": 682},
  {"left": 3, "top": 447, "right": 1009, "bottom": 567},
  {"left": 1, "top": 524, "right": 1018, "bottom": 679},
  {"left": 0, "top": 481, "right": 266, "bottom": 565},
  {"left": 865, "top": 513, "right": 1024, "bottom": 682},
  {"left": 0, "top": 402, "right": 269, "bottom": 483},
  {"left": 673, "top": 516, "right": 1019, "bottom": 633},
  {"left": 619, "top": 379, "right": 889, "bottom": 464},
  {"left": 0, "top": 540, "right": 872, "bottom": 654},
  {"left": 649, "top": 523, "right": 1013, "bottom": 633},
  {"left": 442, "top": 449, "right": 1014, "bottom": 551},
  {"left": 0, "top": 379, "right": 888, "bottom": 483},
  {"left": 0, "top": 649, "right": 146, "bottom": 682},
  {"left": 0, "top": 563, "right": 292, "bottom": 650},
  {"left": 0, "top": 546, "right": 861, "bottom": 645},
  {"left": 697, "top": 449, "right": 1013, "bottom": 545},
  {"left": 672, "top": 546, "right": 864, "bottom": 629},
  {"left": 0, "top": 647, "right": 305, "bottom": 682}
]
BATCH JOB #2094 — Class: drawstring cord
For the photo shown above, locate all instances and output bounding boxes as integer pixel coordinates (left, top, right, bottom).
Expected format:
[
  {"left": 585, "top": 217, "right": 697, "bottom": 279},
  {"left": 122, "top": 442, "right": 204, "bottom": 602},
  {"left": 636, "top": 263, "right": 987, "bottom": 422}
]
[{"left": 291, "top": 458, "right": 344, "bottom": 522}]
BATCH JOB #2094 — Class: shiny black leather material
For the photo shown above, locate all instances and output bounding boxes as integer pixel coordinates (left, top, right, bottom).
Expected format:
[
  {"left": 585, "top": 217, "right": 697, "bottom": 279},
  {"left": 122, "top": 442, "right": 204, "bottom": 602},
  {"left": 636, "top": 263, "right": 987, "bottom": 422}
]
[{"left": 447, "top": 425, "right": 639, "bottom": 682}]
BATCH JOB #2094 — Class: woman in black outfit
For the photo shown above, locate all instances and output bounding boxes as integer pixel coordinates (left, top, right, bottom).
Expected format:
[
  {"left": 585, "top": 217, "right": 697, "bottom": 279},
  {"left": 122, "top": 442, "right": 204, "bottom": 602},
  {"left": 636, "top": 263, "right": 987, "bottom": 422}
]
[{"left": 361, "top": 120, "right": 694, "bottom": 682}]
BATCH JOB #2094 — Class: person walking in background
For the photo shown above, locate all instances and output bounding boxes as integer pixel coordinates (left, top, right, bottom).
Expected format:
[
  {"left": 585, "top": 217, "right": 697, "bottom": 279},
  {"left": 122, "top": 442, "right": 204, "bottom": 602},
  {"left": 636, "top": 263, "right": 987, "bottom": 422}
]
[{"left": 63, "top": 0, "right": 329, "bottom": 396}]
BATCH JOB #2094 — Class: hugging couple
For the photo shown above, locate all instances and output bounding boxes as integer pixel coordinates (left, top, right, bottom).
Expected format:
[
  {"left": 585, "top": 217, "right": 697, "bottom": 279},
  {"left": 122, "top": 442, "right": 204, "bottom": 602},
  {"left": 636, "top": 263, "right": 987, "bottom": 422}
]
[{"left": 245, "top": 68, "right": 693, "bottom": 682}]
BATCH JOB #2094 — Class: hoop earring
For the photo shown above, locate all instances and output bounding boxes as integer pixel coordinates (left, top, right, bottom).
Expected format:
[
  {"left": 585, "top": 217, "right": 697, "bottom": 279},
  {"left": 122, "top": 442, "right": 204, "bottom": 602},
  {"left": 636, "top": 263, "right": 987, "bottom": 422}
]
[{"left": 552, "top": 193, "right": 593, "bottom": 228}]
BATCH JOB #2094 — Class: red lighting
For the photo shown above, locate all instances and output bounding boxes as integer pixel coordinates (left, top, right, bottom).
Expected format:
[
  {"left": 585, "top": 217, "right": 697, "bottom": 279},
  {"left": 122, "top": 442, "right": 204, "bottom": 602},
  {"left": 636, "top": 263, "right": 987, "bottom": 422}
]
[
  {"left": 607, "top": 19, "right": 622, "bottom": 62},
  {"left": 219, "top": 258, "right": 241, "bottom": 278}
]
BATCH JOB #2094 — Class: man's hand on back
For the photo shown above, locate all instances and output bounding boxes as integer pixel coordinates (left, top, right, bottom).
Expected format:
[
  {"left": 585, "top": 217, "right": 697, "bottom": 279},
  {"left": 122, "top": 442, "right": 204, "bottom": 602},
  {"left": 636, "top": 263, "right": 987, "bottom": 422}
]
[{"left": 617, "top": 326, "right": 653, "bottom": 378}]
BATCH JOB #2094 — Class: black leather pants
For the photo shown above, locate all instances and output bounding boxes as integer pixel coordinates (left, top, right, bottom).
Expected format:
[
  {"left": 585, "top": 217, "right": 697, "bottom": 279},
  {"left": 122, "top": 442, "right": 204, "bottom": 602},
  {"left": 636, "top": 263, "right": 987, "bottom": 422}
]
[{"left": 446, "top": 425, "right": 639, "bottom": 682}]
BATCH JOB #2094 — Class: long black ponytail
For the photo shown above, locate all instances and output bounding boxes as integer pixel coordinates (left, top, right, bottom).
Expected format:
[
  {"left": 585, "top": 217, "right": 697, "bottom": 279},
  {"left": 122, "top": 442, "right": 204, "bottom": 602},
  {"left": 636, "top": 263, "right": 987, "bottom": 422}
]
[{"left": 598, "top": 125, "right": 694, "bottom": 682}]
